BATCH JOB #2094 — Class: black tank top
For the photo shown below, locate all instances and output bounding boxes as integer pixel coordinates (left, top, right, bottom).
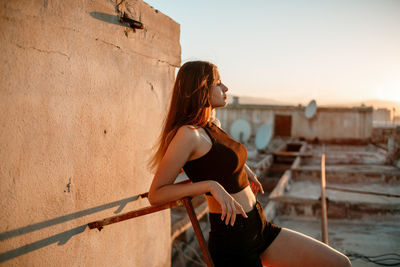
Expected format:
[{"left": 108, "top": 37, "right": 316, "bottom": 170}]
[{"left": 183, "top": 122, "right": 249, "bottom": 194}]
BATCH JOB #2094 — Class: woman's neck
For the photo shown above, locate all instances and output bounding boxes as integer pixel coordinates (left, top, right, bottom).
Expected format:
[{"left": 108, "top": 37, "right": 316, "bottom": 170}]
[{"left": 207, "top": 109, "right": 216, "bottom": 123}]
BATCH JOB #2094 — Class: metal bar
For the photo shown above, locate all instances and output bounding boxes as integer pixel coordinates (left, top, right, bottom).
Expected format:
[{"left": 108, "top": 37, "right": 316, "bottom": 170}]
[
  {"left": 119, "top": 12, "right": 144, "bottom": 29},
  {"left": 87, "top": 179, "right": 192, "bottom": 230},
  {"left": 87, "top": 179, "right": 215, "bottom": 266},
  {"left": 182, "top": 197, "right": 214, "bottom": 267},
  {"left": 320, "top": 153, "right": 329, "bottom": 245},
  {"left": 88, "top": 200, "right": 183, "bottom": 231},
  {"left": 272, "top": 151, "right": 313, "bottom": 157},
  {"left": 326, "top": 186, "right": 400, "bottom": 198},
  {"left": 171, "top": 200, "right": 209, "bottom": 241}
]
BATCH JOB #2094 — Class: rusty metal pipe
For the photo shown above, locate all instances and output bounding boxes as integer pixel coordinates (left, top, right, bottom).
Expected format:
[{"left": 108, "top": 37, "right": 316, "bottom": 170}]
[
  {"left": 326, "top": 186, "right": 400, "bottom": 198},
  {"left": 119, "top": 12, "right": 144, "bottom": 29},
  {"left": 87, "top": 200, "right": 183, "bottom": 231},
  {"left": 183, "top": 198, "right": 214, "bottom": 267},
  {"left": 320, "top": 153, "right": 329, "bottom": 245},
  {"left": 87, "top": 179, "right": 191, "bottom": 230},
  {"left": 87, "top": 179, "right": 215, "bottom": 266}
]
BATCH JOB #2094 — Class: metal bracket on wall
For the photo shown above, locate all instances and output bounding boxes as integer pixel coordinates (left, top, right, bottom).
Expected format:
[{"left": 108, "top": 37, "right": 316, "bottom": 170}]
[{"left": 119, "top": 12, "right": 144, "bottom": 30}]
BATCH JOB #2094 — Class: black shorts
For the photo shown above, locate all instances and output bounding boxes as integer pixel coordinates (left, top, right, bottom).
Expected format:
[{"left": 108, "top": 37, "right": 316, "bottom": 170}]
[{"left": 208, "top": 201, "right": 281, "bottom": 267}]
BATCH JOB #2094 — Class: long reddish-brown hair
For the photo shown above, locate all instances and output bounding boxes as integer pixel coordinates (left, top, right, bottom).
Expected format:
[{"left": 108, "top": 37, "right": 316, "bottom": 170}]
[{"left": 149, "top": 61, "right": 219, "bottom": 172}]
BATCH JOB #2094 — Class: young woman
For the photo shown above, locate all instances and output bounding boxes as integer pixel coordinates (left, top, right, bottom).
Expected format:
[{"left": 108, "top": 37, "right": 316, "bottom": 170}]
[{"left": 148, "top": 61, "right": 351, "bottom": 267}]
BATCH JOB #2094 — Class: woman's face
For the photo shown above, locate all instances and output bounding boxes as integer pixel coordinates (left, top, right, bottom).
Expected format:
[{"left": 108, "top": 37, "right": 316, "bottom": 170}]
[{"left": 210, "top": 78, "right": 228, "bottom": 108}]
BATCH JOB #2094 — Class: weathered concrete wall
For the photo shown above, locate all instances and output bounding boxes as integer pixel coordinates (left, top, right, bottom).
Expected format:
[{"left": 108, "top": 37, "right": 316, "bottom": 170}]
[
  {"left": 373, "top": 108, "right": 391, "bottom": 123},
  {"left": 292, "top": 107, "right": 372, "bottom": 140},
  {"left": 217, "top": 104, "right": 373, "bottom": 141},
  {"left": 217, "top": 105, "right": 290, "bottom": 137},
  {"left": 0, "top": 0, "right": 180, "bottom": 266}
]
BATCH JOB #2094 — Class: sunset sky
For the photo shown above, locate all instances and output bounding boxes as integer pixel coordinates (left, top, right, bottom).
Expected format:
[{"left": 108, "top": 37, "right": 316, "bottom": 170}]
[{"left": 145, "top": 0, "right": 400, "bottom": 105}]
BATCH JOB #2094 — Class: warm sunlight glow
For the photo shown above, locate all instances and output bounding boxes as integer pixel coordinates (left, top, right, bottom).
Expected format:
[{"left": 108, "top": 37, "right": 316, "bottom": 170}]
[
  {"left": 147, "top": 0, "right": 400, "bottom": 107},
  {"left": 376, "top": 80, "right": 400, "bottom": 103}
]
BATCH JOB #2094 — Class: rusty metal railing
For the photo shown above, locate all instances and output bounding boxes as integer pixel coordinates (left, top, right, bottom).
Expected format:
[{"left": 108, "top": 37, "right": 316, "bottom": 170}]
[
  {"left": 325, "top": 186, "right": 400, "bottom": 198},
  {"left": 88, "top": 180, "right": 214, "bottom": 267},
  {"left": 320, "top": 153, "right": 329, "bottom": 245}
]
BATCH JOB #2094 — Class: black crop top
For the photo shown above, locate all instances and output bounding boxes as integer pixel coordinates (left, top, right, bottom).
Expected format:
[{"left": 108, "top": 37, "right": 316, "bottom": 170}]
[{"left": 182, "top": 122, "right": 249, "bottom": 195}]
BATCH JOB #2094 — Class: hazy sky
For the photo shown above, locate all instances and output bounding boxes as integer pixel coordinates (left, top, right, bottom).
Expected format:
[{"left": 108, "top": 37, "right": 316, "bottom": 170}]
[{"left": 145, "top": 0, "right": 400, "bottom": 105}]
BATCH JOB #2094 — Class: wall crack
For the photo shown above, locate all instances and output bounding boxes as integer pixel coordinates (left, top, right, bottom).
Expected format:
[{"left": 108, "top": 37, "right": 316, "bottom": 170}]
[
  {"left": 14, "top": 44, "right": 70, "bottom": 60},
  {"left": 95, "top": 38, "right": 121, "bottom": 50},
  {"left": 94, "top": 37, "right": 179, "bottom": 67}
]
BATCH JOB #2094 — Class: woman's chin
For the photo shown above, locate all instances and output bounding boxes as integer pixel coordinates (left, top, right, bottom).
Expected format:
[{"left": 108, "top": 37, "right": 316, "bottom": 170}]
[
  {"left": 216, "top": 103, "right": 226, "bottom": 108},
  {"left": 211, "top": 100, "right": 227, "bottom": 108}
]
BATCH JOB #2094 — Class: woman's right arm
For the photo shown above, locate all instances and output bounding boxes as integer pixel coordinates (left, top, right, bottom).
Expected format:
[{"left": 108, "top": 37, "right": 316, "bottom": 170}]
[
  {"left": 148, "top": 126, "right": 247, "bottom": 225},
  {"left": 148, "top": 126, "right": 211, "bottom": 205}
]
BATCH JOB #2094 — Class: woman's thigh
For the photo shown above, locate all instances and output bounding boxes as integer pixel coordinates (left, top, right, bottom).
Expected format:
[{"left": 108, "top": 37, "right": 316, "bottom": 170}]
[{"left": 260, "top": 228, "right": 351, "bottom": 267}]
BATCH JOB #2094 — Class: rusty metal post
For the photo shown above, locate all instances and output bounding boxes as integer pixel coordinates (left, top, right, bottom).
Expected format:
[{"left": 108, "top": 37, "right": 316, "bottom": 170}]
[
  {"left": 320, "top": 153, "right": 329, "bottom": 245},
  {"left": 182, "top": 197, "right": 214, "bottom": 267}
]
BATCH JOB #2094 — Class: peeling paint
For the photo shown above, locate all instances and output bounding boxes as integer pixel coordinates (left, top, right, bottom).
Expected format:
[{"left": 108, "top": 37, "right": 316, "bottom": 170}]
[{"left": 147, "top": 81, "right": 154, "bottom": 91}]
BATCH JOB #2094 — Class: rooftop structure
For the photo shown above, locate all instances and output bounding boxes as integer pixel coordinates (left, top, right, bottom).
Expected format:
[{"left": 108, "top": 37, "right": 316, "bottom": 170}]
[
  {"left": 171, "top": 101, "right": 400, "bottom": 267},
  {"left": 263, "top": 143, "right": 400, "bottom": 267}
]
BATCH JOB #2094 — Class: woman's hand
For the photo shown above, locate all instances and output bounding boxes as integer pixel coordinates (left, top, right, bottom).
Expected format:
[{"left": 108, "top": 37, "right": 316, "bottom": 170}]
[
  {"left": 248, "top": 173, "right": 264, "bottom": 196},
  {"left": 245, "top": 164, "right": 264, "bottom": 196},
  {"left": 209, "top": 182, "right": 247, "bottom": 226}
]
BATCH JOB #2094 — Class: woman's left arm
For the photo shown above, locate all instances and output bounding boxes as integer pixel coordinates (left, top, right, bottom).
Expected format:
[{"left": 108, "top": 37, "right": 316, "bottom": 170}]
[{"left": 245, "top": 164, "right": 264, "bottom": 195}]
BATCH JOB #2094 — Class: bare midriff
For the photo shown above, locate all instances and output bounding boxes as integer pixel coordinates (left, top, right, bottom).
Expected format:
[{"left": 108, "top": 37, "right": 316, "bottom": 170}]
[{"left": 206, "top": 185, "right": 257, "bottom": 214}]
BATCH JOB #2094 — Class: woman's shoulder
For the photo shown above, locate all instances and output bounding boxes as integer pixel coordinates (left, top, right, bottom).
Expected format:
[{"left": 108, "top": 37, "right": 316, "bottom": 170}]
[
  {"left": 177, "top": 119, "right": 220, "bottom": 136},
  {"left": 180, "top": 124, "right": 200, "bottom": 131},
  {"left": 174, "top": 125, "right": 201, "bottom": 143}
]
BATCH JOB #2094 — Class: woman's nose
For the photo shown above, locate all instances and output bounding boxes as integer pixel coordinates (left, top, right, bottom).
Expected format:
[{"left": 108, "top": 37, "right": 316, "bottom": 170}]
[{"left": 222, "top": 84, "right": 228, "bottom": 92}]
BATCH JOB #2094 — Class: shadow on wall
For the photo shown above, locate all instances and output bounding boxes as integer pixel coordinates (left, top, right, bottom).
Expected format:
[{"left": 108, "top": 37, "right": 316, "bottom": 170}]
[
  {"left": 89, "top": 12, "right": 132, "bottom": 29},
  {"left": 0, "top": 225, "right": 87, "bottom": 263},
  {"left": 0, "top": 194, "right": 144, "bottom": 263}
]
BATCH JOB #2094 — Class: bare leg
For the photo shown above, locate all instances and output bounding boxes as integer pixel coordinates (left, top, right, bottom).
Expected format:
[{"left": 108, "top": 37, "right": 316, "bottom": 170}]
[{"left": 261, "top": 228, "right": 351, "bottom": 267}]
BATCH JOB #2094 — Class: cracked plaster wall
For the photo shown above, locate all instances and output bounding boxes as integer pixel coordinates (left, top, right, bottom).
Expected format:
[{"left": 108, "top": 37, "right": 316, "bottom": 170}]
[{"left": 0, "top": 0, "right": 180, "bottom": 266}]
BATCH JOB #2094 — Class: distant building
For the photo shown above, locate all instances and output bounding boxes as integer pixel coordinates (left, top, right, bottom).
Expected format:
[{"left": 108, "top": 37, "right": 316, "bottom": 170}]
[
  {"left": 217, "top": 98, "right": 373, "bottom": 143},
  {"left": 373, "top": 108, "right": 391, "bottom": 123}
]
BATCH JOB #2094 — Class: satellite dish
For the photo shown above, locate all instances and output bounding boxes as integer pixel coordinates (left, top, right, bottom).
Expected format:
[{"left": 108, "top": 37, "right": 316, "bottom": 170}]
[
  {"left": 305, "top": 100, "right": 317, "bottom": 119},
  {"left": 230, "top": 119, "right": 251, "bottom": 143},
  {"left": 255, "top": 123, "right": 273, "bottom": 150}
]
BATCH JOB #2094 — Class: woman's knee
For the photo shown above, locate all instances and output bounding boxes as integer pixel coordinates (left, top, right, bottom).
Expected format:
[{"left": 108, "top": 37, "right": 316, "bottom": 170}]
[
  {"left": 324, "top": 242, "right": 351, "bottom": 267},
  {"left": 337, "top": 253, "right": 352, "bottom": 267}
]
